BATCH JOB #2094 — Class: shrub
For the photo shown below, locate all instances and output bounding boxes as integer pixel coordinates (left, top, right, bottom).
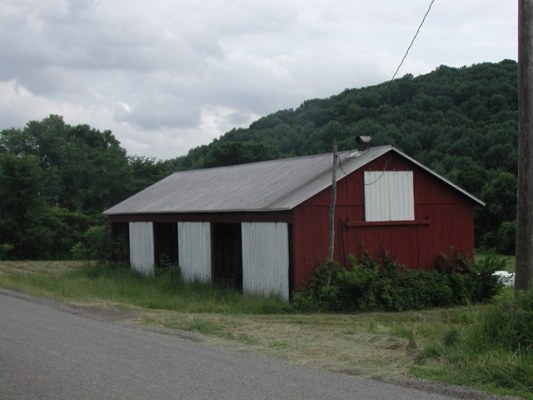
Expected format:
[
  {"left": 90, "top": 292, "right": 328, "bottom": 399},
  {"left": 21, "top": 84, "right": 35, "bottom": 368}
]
[
  {"left": 0, "top": 243, "right": 13, "bottom": 260},
  {"left": 418, "top": 289, "right": 533, "bottom": 396},
  {"left": 292, "top": 250, "right": 503, "bottom": 312},
  {"left": 292, "top": 260, "right": 346, "bottom": 311},
  {"left": 481, "top": 289, "right": 533, "bottom": 352},
  {"left": 465, "top": 254, "right": 504, "bottom": 302},
  {"left": 496, "top": 221, "right": 516, "bottom": 256},
  {"left": 70, "top": 223, "right": 118, "bottom": 262}
]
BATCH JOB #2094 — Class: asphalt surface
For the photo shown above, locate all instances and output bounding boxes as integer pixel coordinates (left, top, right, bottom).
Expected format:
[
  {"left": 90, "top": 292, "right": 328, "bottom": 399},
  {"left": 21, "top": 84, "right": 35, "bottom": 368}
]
[{"left": 0, "top": 290, "right": 472, "bottom": 400}]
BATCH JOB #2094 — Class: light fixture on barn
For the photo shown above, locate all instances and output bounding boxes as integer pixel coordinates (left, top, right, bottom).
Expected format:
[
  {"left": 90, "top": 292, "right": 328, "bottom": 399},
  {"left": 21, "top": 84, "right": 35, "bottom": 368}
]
[
  {"left": 356, "top": 135, "right": 372, "bottom": 151},
  {"left": 347, "top": 135, "right": 372, "bottom": 158}
]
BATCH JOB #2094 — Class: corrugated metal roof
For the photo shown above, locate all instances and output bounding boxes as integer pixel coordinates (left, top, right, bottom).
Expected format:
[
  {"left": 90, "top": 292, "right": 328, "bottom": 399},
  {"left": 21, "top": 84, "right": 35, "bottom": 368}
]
[{"left": 104, "top": 145, "right": 484, "bottom": 215}]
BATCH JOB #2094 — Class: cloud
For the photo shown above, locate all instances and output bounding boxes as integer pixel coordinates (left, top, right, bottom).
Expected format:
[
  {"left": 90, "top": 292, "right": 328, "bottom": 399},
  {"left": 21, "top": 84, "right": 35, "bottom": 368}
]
[{"left": 0, "top": 0, "right": 518, "bottom": 159}]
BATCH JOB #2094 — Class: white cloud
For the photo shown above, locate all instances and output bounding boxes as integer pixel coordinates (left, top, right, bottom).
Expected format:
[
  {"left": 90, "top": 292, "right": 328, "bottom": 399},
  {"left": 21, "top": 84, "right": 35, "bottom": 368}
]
[{"left": 0, "top": 0, "right": 518, "bottom": 159}]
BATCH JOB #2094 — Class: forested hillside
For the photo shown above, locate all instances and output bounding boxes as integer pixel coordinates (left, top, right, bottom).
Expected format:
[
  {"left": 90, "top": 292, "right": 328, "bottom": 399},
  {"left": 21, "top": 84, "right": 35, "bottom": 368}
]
[
  {"left": 0, "top": 60, "right": 518, "bottom": 259},
  {"left": 174, "top": 59, "right": 518, "bottom": 253}
]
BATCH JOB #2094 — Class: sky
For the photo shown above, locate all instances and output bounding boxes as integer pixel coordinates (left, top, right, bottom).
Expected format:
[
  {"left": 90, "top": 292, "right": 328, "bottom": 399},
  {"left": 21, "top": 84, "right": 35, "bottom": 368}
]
[{"left": 0, "top": 1, "right": 517, "bottom": 160}]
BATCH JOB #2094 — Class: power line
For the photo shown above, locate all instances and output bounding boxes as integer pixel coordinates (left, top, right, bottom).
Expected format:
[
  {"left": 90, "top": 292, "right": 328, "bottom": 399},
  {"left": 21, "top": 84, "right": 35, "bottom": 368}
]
[
  {"left": 384, "top": 0, "right": 436, "bottom": 92},
  {"left": 339, "top": 0, "right": 437, "bottom": 174}
]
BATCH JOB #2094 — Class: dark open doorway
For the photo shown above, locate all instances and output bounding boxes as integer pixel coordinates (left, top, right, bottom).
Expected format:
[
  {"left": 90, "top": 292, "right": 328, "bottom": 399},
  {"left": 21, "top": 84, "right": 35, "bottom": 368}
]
[
  {"left": 111, "top": 222, "right": 129, "bottom": 263},
  {"left": 153, "top": 222, "right": 178, "bottom": 268},
  {"left": 288, "top": 223, "right": 294, "bottom": 297},
  {"left": 212, "top": 223, "right": 243, "bottom": 289}
]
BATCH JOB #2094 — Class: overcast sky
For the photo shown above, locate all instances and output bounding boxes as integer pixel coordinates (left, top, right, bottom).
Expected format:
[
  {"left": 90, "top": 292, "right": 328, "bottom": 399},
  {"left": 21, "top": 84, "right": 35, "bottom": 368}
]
[{"left": 0, "top": 1, "right": 517, "bottom": 159}]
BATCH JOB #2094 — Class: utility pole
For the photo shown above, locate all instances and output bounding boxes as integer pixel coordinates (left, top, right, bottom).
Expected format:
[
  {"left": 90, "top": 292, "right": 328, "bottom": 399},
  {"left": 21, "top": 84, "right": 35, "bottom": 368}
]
[
  {"left": 326, "top": 145, "right": 338, "bottom": 287},
  {"left": 516, "top": 0, "right": 533, "bottom": 291},
  {"left": 328, "top": 145, "right": 338, "bottom": 261}
]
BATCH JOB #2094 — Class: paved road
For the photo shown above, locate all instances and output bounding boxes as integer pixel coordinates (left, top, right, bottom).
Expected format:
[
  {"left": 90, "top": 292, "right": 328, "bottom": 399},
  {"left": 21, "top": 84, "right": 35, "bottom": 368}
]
[{"left": 0, "top": 290, "right": 461, "bottom": 400}]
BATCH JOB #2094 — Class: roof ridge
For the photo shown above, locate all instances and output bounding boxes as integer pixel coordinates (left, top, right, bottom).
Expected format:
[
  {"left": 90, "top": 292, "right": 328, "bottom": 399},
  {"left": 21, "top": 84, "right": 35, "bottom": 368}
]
[
  {"left": 169, "top": 146, "right": 394, "bottom": 175},
  {"left": 263, "top": 146, "right": 393, "bottom": 209}
]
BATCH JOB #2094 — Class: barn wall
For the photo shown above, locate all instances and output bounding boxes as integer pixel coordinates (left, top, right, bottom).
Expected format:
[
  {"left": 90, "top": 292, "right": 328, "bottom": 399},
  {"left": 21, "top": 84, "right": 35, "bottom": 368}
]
[
  {"left": 178, "top": 222, "right": 212, "bottom": 282},
  {"left": 292, "top": 152, "right": 477, "bottom": 289},
  {"left": 129, "top": 222, "right": 154, "bottom": 276},
  {"left": 242, "top": 222, "right": 289, "bottom": 300}
]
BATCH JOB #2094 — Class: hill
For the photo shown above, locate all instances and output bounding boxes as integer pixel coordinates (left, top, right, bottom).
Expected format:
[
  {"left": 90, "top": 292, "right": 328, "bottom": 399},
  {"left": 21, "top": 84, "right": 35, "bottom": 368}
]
[
  {"left": 0, "top": 60, "right": 518, "bottom": 258},
  {"left": 171, "top": 60, "right": 517, "bottom": 252}
]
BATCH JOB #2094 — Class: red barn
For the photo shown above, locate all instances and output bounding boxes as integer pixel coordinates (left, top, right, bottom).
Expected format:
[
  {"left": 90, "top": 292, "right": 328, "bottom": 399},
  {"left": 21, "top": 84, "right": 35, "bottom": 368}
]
[{"left": 105, "top": 145, "right": 484, "bottom": 300}]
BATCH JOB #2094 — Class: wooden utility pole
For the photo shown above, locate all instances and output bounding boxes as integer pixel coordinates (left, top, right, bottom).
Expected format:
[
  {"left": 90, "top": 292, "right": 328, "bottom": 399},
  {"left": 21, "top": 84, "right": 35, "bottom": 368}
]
[
  {"left": 326, "top": 145, "right": 338, "bottom": 287},
  {"left": 516, "top": 0, "right": 533, "bottom": 291},
  {"left": 328, "top": 145, "right": 338, "bottom": 261}
]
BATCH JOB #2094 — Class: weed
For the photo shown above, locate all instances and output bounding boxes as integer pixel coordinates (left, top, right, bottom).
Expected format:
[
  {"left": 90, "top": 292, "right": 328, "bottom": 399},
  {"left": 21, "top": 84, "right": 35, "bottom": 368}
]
[
  {"left": 293, "top": 252, "right": 503, "bottom": 312},
  {"left": 0, "top": 261, "right": 290, "bottom": 315},
  {"left": 442, "top": 327, "right": 460, "bottom": 347},
  {"left": 414, "top": 288, "right": 533, "bottom": 399}
]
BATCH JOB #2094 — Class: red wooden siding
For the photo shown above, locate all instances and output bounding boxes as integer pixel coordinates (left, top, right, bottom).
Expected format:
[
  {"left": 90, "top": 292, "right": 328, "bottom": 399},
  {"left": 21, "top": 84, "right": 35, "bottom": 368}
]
[{"left": 291, "top": 152, "right": 477, "bottom": 289}]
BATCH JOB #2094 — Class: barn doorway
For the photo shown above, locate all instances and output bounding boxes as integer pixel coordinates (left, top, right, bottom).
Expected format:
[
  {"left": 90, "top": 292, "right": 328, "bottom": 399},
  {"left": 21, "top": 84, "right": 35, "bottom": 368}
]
[
  {"left": 111, "top": 222, "right": 129, "bottom": 263},
  {"left": 212, "top": 223, "right": 243, "bottom": 289},
  {"left": 153, "top": 222, "right": 178, "bottom": 268}
]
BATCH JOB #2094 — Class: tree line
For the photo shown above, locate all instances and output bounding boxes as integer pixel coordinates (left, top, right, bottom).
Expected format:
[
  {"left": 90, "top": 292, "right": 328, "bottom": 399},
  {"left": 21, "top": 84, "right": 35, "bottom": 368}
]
[
  {"left": 0, "top": 115, "right": 178, "bottom": 259},
  {"left": 0, "top": 60, "right": 518, "bottom": 259}
]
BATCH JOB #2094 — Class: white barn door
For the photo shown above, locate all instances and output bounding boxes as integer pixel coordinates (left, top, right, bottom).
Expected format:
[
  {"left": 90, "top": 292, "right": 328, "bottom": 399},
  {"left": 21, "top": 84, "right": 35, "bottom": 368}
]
[
  {"left": 178, "top": 222, "right": 212, "bottom": 282},
  {"left": 129, "top": 222, "right": 154, "bottom": 276},
  {"left": 364, "top": 171, "right": 414, "bottom": 221},
  {"left": 241, "top": 222, "right": 289, "bottom": 300}
]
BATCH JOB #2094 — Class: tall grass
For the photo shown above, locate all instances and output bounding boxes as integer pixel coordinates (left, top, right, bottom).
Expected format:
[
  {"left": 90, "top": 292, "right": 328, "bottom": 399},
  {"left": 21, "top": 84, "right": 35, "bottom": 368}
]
[
  {"left": 1, "top": 262, "right": 290, "bottom": 314},
  {"left": 414, "top": 288, "right": 533, "bottom": 399}
]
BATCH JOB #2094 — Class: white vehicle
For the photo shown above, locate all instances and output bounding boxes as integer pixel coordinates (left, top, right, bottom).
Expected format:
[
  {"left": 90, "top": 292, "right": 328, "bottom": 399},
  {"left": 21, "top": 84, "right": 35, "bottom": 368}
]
[{"left": 492, "top": 270, "right": 515, "bottom": 287}]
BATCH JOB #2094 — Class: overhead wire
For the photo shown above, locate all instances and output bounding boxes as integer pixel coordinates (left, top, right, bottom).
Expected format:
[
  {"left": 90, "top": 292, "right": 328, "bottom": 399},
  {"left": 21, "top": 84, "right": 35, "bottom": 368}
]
[
  {"left": 382, "top": 0, "right": 436, "bottom": 99},
  {"left": 337, "top": 0, "right": 437, "bottom": 175}
]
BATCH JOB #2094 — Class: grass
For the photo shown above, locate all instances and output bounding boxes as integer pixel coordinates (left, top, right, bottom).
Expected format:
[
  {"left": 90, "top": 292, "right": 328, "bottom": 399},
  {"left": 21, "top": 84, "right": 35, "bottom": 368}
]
[
  {"left": 0, "top": 261, "right": 289, "bottom": 314},
  {"left": 0, "top": 260, "right": 531, "bottom": 399},
  {"left": 412, "top": 288, "right": 533, "bottom": 399}
]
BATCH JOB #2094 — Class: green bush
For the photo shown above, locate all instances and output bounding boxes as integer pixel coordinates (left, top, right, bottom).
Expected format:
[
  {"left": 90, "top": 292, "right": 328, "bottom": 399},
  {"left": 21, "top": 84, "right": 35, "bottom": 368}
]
[
  {"left": 292, "top": 250, "right": 503, "bottom": 312},
  {"left": 0, "top": 243, "right": 13, "bottom": 260},
  {"left": 466, "top": 255, "right": 504, "bottom": 302},
  {"left": 481, "top": 289, "right": 533, "bottom": 352},
  {"left": 418, "top": 289, "right": 533, "bottom": 397},
  {"left": 71, "top": 223, "right": 117, "bottom": 261},
  {"left": 496, "top": 221, "right": 516, "bottom": 256}
]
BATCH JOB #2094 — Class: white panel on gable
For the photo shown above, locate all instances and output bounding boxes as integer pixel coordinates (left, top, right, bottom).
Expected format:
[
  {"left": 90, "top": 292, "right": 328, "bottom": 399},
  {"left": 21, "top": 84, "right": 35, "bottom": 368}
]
[
  {"left": 364, "top": 171, "right": 414, "bottom": 221},
  {"left": 129, "top": 222, "right": 154, "bottom": 276},
  {"left": 241, "top": 222, "right": 289, "bottom": 300},
  {"left": 178, "top": 222, "right": 211, "bottom": 282}
]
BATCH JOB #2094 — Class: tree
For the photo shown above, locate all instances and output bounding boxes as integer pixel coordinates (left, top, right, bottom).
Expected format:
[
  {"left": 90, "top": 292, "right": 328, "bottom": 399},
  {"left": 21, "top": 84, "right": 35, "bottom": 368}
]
[
  {"left": 0, "top": 154, "right": 46, "bottom": 258},
  {"left": 0, "top": 115, "right": 132, "bottom": 211},
  {"left": 0, "top": 115, "right": 135, "bottom": 259}
]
